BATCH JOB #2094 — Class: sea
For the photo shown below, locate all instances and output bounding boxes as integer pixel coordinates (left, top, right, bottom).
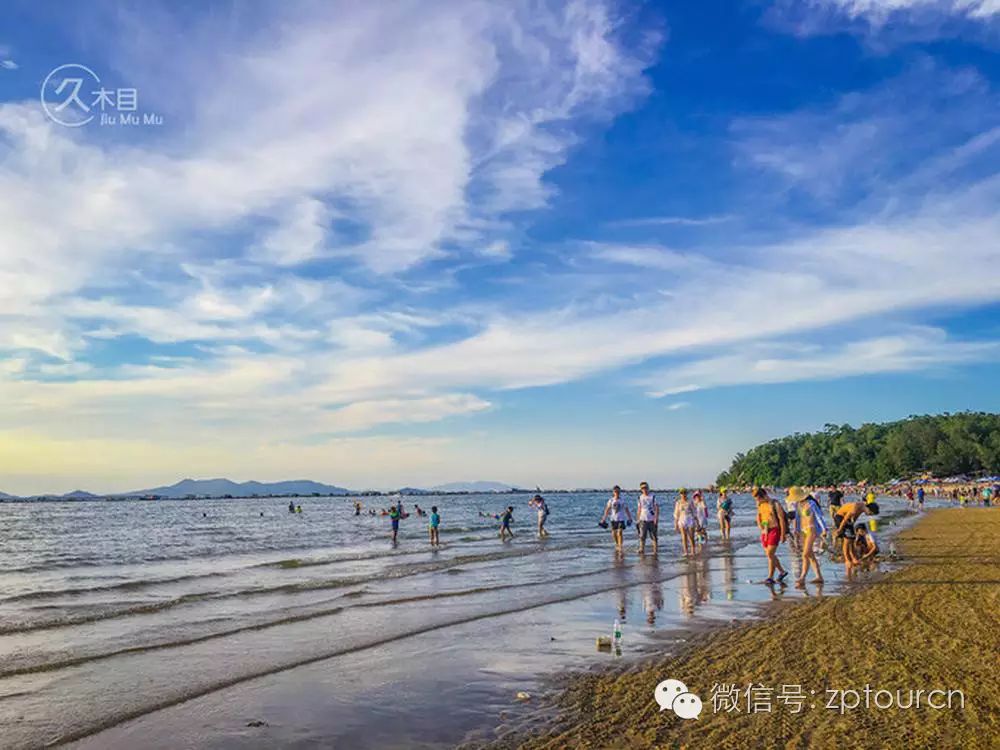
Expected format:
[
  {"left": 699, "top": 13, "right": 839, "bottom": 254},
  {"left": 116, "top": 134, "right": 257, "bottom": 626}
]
[{"left": 0, "top": 491, "right": 926, "bottom": 749}]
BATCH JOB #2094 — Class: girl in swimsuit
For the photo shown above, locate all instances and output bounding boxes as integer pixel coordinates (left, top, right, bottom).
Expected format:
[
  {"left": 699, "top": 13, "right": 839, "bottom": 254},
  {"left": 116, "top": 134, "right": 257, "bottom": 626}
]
[{"left": 673, "top": 489, "right": 696, "bottom": 556}]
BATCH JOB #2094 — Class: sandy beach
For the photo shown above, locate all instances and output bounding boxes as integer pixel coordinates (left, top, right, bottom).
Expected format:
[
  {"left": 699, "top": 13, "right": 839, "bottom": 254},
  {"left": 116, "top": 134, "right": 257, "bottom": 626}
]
[{"left": 478, "top": 508, "right": 1000, "bottom": 749}]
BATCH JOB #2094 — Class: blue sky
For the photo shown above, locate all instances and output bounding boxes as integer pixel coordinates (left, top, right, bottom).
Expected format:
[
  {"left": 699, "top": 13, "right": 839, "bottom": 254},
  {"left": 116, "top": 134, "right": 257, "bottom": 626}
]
[{"left": 0, "top": 0, "right": 998, "bottom": 494}]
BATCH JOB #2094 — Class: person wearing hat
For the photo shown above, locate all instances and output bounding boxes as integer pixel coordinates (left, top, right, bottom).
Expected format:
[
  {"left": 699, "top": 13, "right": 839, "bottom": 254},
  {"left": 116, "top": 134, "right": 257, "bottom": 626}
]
[{"left": 788, "top": 487, "right": 826, "bottom": 585}]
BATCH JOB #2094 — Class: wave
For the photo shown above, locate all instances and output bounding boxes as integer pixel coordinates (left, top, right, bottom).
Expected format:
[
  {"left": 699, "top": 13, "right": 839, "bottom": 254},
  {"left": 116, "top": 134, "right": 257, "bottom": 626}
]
[
  {"left": 26, "top": 561, "right": 705, "bottom": 749},
  {"left": 0, "top": 571, "right": 230, "bottom": 606},
  {"left": 0, "top": 562, "right": 623, "bottom": 680},
  {"left": 0, "top": 540, "right": 603, "bottom": 635}
]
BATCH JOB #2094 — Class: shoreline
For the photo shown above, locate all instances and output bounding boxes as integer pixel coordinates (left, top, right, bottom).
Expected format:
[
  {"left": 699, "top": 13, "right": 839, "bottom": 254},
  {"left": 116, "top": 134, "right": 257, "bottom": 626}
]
[{"left": 471, "top": 508, "right": 1000, "bottom": 749}]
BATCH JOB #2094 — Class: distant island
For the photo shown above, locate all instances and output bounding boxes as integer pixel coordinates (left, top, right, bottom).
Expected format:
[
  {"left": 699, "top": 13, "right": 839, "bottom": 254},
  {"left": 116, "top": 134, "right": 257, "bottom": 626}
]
[
  {"left": 717, "top": 412, "right": 1000, "bottom": 486},
  {"left": 428, "top": 481, "right": 517, "bottom": 493},
  {"left": 130, "top": 478, "right": 351, "bottom": 499},
  {"left": 0, "top": 478, "right": 526, "bottom": 501}
]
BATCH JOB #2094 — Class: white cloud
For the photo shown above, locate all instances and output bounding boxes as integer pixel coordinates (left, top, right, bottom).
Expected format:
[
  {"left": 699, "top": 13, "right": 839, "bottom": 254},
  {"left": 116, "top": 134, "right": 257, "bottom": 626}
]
[
  {"left": 0, "top": 0, "right": 653, "bottom": 359},
  {"left": 0, "top": 60, "right": 16, "bottom": 70},
  {"left": 666, "top": 401, "right": 691, "bottom": 411},
  {"left": 640, "top": 328, "right": 998, "bottom": 396},
  {"left": 251, "top": 199, "right": 330, "bottom": 267},
  {"left": 605, "top": 215, "right": 733, "bottom": 228},
  {"left": 811, "top": 0, "right": 1000, "bottom": 22}
]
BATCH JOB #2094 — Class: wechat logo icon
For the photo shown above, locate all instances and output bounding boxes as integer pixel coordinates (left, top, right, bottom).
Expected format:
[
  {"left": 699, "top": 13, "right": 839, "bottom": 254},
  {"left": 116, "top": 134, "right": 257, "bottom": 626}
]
[{"left": 654, "top": 678, "right": 703, "bottom": 720}]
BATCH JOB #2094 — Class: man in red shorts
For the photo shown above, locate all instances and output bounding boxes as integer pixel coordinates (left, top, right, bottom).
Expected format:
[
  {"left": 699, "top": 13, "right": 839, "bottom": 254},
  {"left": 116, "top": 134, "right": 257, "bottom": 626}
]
[{"left": 754, "top": 487, "right": 788, "bottom": 585}]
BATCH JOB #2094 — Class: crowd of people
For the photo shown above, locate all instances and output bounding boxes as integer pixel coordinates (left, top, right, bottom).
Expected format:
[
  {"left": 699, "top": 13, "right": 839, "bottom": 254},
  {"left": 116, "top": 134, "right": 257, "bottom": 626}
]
[{"left": 347, "top": 479, "right": 996, "bottom": 585}]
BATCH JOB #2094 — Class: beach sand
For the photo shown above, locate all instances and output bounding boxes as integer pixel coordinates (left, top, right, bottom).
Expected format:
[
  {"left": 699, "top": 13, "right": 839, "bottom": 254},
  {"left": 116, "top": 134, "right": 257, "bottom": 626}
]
[{"left": 477, "top": 509, "right": 1000, "bottom": 749}]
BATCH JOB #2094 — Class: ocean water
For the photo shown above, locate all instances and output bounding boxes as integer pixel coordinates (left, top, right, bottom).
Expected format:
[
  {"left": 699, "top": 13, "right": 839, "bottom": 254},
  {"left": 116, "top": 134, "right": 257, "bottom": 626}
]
[{"left": 0, "top": 492, "right": 921, "bottom": 749}]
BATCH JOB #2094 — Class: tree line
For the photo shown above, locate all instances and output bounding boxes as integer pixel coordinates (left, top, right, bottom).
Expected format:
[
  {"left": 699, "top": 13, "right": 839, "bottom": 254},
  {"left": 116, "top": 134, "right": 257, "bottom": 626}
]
[{"left": 716, "top": 412, "right": 1000, "bottom": 487}]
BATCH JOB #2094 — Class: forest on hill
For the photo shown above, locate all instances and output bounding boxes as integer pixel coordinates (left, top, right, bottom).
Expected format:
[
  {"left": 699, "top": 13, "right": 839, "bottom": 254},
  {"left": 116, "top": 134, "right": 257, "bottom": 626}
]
[{"left": 716, "top": 413, "right": 1000, "bottom": 486}]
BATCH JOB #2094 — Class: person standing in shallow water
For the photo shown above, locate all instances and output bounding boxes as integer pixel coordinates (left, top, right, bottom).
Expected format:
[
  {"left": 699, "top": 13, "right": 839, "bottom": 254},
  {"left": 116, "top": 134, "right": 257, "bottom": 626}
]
[
  {"left": 716, "top": 488, "right": 733, "bottom": 541},
  {"left": 754, "top": 487, "right": 788, "bottom": 585},
  {"left": 388, "top": 504, "right": 401, "bottom": 543},
  {"left": 636, "top": 482, "right": 659, "bottom": 555},
  {"left": 789, "top": 486, "right": 825, "bottom": 585},
  {"left": 529, "top": 494, "right": 550, "bottom": 538},
  {"left": 600, "top": 485, "right": 632, "bottom": 551},
  {"left": 673, "top": 488, "right": 696, "bottom": 557}
]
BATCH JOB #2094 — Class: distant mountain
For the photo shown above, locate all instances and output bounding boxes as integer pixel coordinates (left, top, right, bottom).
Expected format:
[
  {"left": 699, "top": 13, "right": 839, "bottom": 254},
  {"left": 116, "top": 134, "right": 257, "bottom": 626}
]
[
  {"left": 62, "top": 490, "right": 100, "bottom": 499},
  {"left": 0, "top": 490, "right": 15, "bottom": 499},
  {"left": 128, "top": 478, "right": 350, "bottom": 498},
  {"left": 429, "top": 481, "right": 516, "bottom": 493},
  {"left": 397, "top": 487, "right": 433, "bottom": 495}
]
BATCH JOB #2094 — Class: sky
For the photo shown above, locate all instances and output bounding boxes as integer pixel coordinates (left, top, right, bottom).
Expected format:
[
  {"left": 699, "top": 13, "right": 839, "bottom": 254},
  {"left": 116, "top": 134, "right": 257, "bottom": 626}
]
[{"left": 0, "top": 0, "right": 998, "bottom": 495}]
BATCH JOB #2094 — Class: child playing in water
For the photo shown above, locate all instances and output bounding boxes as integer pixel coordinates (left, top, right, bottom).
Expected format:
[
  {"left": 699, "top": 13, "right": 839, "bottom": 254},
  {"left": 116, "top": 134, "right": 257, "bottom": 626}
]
[
  {"left": 428, "top": 506, "right": 440, "bottom": 547},
  {"left": 716, "top": 488, "right": 733, "bottom": 541},
  {"left": 388, "top": 504, "right": 402, "bottom": 543},
  {"left": 692, "top": 490, "right": 709, "bottom": 548},
  {"left": 498, "top": 506, "right": 515, "bottom": 540},
  {"left": 853, "top": 524, "right": 879, "bottom": 564}
]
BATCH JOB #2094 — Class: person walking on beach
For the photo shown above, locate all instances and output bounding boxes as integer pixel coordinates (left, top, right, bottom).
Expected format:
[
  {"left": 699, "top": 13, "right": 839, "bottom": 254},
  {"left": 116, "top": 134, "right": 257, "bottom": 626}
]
[
  {"left": 600, "top": 485, "right": 633, "bottom": 551},
  {"left": 754, "top": 487, "right": 788, "bottom": 584},
  {"left": 673, "top": 488, "right": 697, "bottom": 557},
  {"left": 916, "top": 486, "right": 925, "bottom": 511},
  {"left": 498, "top": 506, "right": 515, "bottom": 540},
  {"left": 428, "top": 506, "right": 441, "bottom": 547},
  {"left": 529, "top": 494, "right": 550, "bottom": 538},
  {"left": 717, "top": 488, "right": 733, "bottom": 541},
  {"left": 789, "top": 487, "right": 826, "bottom": 585},
  {"left": 636, "top": 482, "right": 659, "bottom": 555}
]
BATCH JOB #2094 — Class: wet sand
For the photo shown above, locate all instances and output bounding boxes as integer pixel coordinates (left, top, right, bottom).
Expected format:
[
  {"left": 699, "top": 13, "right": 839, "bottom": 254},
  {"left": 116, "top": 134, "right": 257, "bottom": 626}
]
[{"left": 476, "top": 508, "right": 1000, "bottom": 749}]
